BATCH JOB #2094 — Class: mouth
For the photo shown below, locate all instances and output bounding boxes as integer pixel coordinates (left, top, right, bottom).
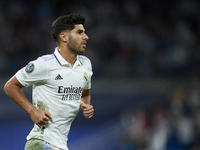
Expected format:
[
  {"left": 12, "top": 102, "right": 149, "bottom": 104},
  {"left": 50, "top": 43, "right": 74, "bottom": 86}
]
[{"left": 81, "top": 42, "right": 87, "bottom": 48}]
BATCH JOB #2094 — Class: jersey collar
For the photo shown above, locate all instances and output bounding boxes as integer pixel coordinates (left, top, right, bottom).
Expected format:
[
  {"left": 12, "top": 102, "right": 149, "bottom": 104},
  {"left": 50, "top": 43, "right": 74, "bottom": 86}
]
[{"left": 54, "top": 47, "right": 82, "bottom": 66}]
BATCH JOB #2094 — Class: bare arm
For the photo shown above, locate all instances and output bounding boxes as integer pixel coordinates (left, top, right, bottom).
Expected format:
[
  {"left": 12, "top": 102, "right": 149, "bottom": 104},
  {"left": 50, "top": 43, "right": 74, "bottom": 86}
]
[
  {"left": 4, "top": 76, "right": 52, "bottom": 127},
  {"left": 80, "top": 89, "right": 94, "bottom": 119}
]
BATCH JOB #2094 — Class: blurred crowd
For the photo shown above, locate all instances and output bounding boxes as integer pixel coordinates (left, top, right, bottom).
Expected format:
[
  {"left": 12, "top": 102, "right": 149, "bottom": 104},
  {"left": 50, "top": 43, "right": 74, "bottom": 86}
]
[
  {"left": 0, "top": 0, "right": 199, "bottom": 78},
  {"left": 119, "top": 75, "right": 200, "bottom": 150}
]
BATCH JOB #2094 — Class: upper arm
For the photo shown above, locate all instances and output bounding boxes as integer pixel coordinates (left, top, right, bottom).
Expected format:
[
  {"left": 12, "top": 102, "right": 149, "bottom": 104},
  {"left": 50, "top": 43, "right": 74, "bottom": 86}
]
[{"left": 4, "top": 75, "right": 24, "bottom": 94}]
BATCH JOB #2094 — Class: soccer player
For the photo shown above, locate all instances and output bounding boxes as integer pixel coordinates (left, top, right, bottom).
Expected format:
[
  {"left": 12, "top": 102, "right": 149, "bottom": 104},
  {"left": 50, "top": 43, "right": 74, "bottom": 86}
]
[{"left": 4, "top": 13, "right": 94, "bottom": 150}]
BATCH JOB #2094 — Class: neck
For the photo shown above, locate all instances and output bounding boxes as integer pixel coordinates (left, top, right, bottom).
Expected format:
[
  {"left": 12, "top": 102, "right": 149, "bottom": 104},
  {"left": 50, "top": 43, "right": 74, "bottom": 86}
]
[{"left": 58, "top": 45, "right": 77, "bottom": 66}]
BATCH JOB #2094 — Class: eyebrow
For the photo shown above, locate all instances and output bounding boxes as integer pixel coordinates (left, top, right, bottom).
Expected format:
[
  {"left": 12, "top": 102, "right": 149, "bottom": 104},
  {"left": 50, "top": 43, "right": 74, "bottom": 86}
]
[{"left": 77, "top": 29, "right": 85, "bottom": 32}]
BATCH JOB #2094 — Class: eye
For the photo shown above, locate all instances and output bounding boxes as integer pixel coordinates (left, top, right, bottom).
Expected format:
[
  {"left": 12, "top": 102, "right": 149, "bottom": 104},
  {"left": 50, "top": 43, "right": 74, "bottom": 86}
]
[{"left": 77, "top": 30, "right": 84, "bottom": 34}]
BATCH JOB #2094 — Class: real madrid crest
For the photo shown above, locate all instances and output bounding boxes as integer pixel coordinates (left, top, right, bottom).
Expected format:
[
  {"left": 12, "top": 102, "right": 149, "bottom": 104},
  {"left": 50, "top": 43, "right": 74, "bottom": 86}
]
[
  {"left": 25, "top": 63, "right": 35, "bottom": 73},
  {"left": 83, "top": 72, "right": 88, "bottom": 82}
]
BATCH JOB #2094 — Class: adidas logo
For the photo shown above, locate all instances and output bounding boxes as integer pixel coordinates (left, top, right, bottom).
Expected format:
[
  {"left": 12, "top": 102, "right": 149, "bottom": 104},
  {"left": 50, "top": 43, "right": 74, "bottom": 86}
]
[{"left": 55, "top": 74, "right": 63, "bottom": 80}]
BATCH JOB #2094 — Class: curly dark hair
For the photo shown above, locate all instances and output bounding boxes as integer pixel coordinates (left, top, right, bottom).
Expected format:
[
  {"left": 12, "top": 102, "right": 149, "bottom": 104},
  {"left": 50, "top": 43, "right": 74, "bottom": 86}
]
[{"left": 51, "top": 13, "right": 85, "bottom": 43}]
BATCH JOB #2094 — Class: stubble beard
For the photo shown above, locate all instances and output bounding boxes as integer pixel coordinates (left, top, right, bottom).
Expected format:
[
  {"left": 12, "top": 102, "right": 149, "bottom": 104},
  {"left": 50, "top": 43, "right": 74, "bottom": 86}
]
[{"left": 68, "top": 35, "right": 85, "bottom": 55}]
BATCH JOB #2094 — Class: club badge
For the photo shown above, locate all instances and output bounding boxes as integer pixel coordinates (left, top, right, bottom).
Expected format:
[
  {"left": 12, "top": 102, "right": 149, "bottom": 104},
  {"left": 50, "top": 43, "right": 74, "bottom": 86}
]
[
  {"left": 25, "top": 63, "right": 35, "bottom": 73},
  {"left": 83, "top": 72, "right": 88, "bottom": 82}
]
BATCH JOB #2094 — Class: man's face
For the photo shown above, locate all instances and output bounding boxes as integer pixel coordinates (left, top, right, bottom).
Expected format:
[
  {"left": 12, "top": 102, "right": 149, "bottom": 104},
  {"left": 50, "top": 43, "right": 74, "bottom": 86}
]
[{"left": 67, "top": 24, "right": 89, "bottom": 55}]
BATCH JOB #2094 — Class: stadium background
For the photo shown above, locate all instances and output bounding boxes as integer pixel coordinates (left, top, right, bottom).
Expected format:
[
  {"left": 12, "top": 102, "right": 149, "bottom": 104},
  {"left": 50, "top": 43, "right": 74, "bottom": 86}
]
[{"left": 0, "top": 0, "right": 200, "bottom": 149}]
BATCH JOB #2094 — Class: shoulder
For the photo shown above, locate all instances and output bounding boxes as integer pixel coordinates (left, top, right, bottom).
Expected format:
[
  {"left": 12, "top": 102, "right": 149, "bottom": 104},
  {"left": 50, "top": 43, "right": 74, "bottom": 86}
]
[
  {"left": 25, "top": 54, "right": 54, "bottom": 74},
  {"left": 15, "top": 55, "right": 50, "bottom": 85},
  {"left": 25, "top": 56, "right": 48, "bottom": 75},
  {"left": 78, "top": 55, "right": 92, "bottom": 65},
  {"left": 36, "top": 54, "right": 56, "bottom": 68},
  {"left": 78, "top": 55, "right": 93, "bottom": 74},
  {"left": 40, "top": 54, "right": 55, "bottom": 62}
]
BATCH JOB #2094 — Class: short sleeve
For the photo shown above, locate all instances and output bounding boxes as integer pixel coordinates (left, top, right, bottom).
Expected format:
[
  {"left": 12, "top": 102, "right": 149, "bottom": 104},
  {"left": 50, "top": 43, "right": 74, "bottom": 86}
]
[
  {"left": 84, "top": 60, "right": 93, "bottom": 89},
  {"left": 15, "top": 57, "right": 48, "bottom": 87}
]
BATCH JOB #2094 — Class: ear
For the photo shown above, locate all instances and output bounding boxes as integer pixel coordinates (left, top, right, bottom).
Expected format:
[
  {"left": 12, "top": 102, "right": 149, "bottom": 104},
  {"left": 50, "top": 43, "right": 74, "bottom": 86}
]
[{"left": 59, "top": 32, "right": 68, "bottom": 43}]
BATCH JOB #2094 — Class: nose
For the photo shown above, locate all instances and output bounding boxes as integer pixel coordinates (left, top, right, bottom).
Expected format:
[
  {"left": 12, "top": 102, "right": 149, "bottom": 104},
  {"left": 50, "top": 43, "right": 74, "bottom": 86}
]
[{"left": 84, "top": 33, "right": 89, "bottom": 40}]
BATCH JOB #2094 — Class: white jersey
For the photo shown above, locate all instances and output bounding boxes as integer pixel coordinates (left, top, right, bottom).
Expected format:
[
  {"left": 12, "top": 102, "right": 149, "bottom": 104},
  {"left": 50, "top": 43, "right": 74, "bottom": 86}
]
[{"left": 15, "top": 48, "right": 93, "bottom": 150}]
